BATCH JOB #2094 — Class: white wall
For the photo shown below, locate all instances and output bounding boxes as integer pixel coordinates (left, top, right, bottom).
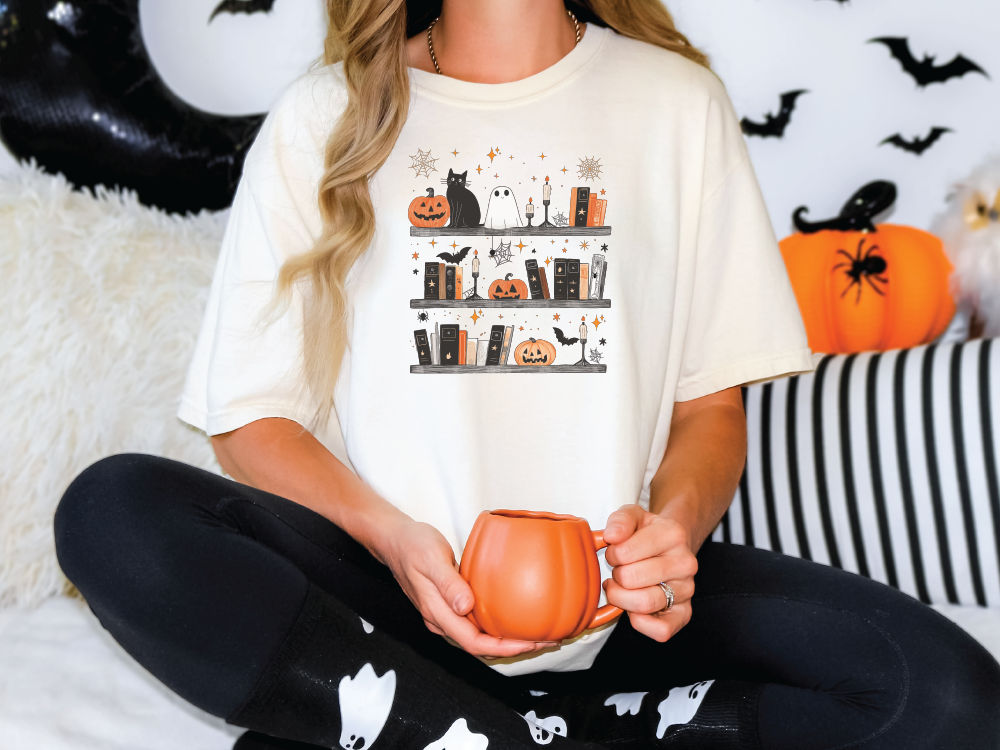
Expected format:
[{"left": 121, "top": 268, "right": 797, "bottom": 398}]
[
  {"left": 669, "top": 0, "right": 1000, "bottom": 234},
  {"left": 3, "top": 0, "right": 996, "bottom": 236}
]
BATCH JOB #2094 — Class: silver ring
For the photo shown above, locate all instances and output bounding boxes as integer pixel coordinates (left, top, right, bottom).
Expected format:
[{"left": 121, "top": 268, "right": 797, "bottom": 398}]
[{"left": 658, "top": 582, "right": 675, "bottom": 612}]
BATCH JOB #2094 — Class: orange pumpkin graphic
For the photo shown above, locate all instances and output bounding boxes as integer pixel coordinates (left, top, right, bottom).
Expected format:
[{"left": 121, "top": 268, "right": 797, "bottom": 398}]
[
  {"left": 489, "top": 272, "right": 529, "bottom": 300},
  {"left": 408, "top": 188, "right": 450, "bottom": 227},
  {"left": 513, "top": 337, "right": 556, "bottom": 365}
]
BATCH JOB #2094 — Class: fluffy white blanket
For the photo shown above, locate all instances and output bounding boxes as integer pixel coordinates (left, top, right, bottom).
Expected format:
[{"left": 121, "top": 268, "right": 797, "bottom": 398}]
[{"left": 0, "top": 163, "right": 223, "bottom": 608}]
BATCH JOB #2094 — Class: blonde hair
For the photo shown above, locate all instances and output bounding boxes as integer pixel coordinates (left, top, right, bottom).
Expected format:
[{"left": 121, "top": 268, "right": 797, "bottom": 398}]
[{"left": 276, "top": 0, "right": 708, "bottom": 419}]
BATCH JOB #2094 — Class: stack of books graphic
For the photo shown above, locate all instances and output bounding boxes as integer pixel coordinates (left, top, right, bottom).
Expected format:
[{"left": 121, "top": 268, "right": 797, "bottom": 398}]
[
  {"left": 531, "top": 254, "right": 606, "bottom": 300},
  {"left": 424, "top": 262, "right": 464, "bottom": 299},
  {"left": 415, "top": 323, "right": 516, "bottom": 366},
  {"left": 569, "top": 187, "right": 608, "bottom": 227}
]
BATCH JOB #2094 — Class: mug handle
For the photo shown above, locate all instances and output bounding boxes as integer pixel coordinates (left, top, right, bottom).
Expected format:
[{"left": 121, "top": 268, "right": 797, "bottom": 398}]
[{"left": 588, "top": 530, "right": 624, "bottom": 629}]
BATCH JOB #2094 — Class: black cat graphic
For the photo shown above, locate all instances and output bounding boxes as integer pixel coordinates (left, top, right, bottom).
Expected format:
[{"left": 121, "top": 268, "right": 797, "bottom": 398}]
[{"left": 442, "top": 169, "right": 482, "bottom": 228}]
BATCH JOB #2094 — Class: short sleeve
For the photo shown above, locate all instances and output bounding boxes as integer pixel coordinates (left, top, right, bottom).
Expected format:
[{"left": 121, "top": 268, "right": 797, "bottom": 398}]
[
  {"left": 178, "top": 68, "right": 345, "bottom": 436},
  {"left": 674, "top": 91, "right": 814, "bottom": 402}
]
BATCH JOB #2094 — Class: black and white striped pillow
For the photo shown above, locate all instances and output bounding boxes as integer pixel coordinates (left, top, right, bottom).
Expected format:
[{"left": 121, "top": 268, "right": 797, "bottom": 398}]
[{"left": 713, "top": 338, "right": 1000, "bottom": 608}]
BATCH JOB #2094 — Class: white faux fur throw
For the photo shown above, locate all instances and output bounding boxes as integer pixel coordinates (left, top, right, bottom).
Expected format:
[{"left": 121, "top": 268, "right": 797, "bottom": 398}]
[{"left": 0, "top": 163, "right": 224, "bottom": 609}]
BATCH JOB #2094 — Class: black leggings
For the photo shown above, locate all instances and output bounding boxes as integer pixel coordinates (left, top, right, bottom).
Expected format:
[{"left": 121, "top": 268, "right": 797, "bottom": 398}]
[{"left": 55, "top": 454, "right": 1000, "bottom": 749}]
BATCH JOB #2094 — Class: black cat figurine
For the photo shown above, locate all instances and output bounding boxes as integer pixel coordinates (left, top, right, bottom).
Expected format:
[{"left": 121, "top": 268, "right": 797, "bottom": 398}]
[{"left": 442, "top": 169, "right": 482, "bottom": 228}]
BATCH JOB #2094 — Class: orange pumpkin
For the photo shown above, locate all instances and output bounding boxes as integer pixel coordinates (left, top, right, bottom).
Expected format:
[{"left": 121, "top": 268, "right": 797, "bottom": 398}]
[
  {"left": 780, "top": 224, "right": 955, "bottom": 354},
  {"left": 408, "top": 188, "right": 450, "bottom": 227},
  {"left": 489, "top": 273, "right": 529, "bottom": 300},
  {"left": 514, "top": 337, "right": 556, "bottom": 365}
]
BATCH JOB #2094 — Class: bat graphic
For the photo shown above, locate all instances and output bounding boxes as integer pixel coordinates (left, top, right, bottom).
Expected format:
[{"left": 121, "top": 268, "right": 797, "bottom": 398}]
[
  {"left": 436, "top": 246, "right": 471, "bottom": 264},
  {"left": 210, "top": 0, "right": 277, "bottom": 22},
  {"left": 552, "top": 327, "right": 579, "bottom": 346},
  {"left": 869, "top": 38, "right": 988, "bottom": 87},
  {"left": 880, "top": 127, "right": 952, "bottom": 155},
  {"left": 740, "top": 90, "right": 808, "bottom": 138}
]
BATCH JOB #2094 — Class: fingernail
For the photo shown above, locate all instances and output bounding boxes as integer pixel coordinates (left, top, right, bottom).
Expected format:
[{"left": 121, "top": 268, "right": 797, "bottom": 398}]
[{"left": 454, "top": 597, "right": 470, "bottom": 612}]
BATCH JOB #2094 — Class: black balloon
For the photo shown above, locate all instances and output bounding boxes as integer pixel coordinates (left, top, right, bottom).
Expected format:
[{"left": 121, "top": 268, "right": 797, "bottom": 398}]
[{"left": 0, "top": 0, "right": 264, "bottom": 213}]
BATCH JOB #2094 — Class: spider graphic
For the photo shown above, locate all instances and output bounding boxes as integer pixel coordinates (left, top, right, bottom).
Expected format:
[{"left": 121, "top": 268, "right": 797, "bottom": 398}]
[
  {"left": 416, "top": 311, "right": 430, "bottom": 323},
  {"left": 833, "top": 238, "right": 888, "bottom": 304}
]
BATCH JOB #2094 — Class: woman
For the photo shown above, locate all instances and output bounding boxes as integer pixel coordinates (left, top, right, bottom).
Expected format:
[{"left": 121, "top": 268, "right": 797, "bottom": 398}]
[{"left": 55, "top": 1, "right": 1000, "bottom": 748}]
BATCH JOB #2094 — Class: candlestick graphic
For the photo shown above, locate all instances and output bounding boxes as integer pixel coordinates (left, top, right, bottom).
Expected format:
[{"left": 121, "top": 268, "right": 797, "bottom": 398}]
[
  {"left": 469, "top": 251, "right": 483, "bottom": 299},
  {"left": 574, "top": 319, "right": 589, "bottom": 366},
  {"left": 540, "top": 176, "right": 554, "bottom": 228},
  {"left": 525, "top": 198, "right": 535, "bottom": 228}
]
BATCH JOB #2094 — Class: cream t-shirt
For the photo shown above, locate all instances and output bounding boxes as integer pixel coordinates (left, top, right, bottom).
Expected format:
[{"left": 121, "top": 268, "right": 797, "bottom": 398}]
[{"left": 179, "top": 25, "right": 813, "bottom": 676}]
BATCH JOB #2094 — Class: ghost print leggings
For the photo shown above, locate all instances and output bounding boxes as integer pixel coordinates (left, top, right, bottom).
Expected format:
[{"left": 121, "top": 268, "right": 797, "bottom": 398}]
[{"left": 55, "top": 455, "right": 1000, "bottom": 750}]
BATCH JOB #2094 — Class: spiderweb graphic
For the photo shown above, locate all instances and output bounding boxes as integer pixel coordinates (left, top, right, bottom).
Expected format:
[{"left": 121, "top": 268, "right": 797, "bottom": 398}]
[
  {"left": 577, "top": 156, "right": 603, "bottom": 181},
  {"left": 552, "top": 211, "right": 569, "bottom": 227},
  {"left": 490, "top": 240, "right": 513, "bottom": 267}
]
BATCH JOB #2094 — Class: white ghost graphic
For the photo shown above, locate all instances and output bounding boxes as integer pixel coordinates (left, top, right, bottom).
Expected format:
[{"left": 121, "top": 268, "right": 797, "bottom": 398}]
[
  {"left": 482, "top": 186, "right": 523, "bottom": 228},
  {"left": 603, "top": 692, "right": 648, "bottom": 717},
  {"left": 422, "top": 718, "right": 489, "bottom": 750},
  {"left": 360, "top": 617, "right": 374, "bottom": 634},
  {"left": 339, "top": 663, "right": 397, "bottom": 750},
  {"left": 522, "top": 711, "right": 567, "bottom": 745},
  {"left": 655, "top": 681, "right": 714, "bottom": 739}
]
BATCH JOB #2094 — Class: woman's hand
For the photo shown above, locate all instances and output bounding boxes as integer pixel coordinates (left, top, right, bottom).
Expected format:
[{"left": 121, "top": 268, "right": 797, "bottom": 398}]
[
  {"left": 383, "top": 519, "right": 557, "bottom": 659},
  {"left": 603, "top": 504, "right": 698, "bottom": 643}
]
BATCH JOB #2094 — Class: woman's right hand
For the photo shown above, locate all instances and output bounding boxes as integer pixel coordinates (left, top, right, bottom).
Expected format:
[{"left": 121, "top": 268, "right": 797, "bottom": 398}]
[{"left": 382, "top": 519, "right": 556, "bottom": 659}]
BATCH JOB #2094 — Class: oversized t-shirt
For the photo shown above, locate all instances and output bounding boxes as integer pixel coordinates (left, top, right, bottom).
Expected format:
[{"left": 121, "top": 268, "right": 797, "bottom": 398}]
[{"left": 179, "top": 25, "right": 814, "bottom": 676}]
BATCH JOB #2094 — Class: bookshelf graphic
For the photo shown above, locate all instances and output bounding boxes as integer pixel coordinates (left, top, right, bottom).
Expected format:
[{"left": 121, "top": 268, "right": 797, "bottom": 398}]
[{"left": 409, "top": 170, "right": 610, "bottom": 374}]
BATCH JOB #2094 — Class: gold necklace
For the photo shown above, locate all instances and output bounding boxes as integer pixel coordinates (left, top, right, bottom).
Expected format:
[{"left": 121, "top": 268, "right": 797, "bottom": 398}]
[{"left": 426, "top": 10, "right": 580, "bottom": 76}]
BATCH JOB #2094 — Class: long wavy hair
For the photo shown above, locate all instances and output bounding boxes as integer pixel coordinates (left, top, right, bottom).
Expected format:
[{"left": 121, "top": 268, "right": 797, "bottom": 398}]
[{"left": 276, "top": 0, "right": 709, "bottom": 420}]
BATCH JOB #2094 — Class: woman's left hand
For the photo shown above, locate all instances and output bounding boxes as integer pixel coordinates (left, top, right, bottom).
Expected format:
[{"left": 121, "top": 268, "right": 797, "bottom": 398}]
[{"left": 603, "top": 504, "right": 698, "bottom": 643}]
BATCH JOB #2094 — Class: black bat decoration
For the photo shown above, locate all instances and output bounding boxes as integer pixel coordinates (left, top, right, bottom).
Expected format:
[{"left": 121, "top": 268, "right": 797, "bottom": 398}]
[
  {"left": 210, "top": 0, "right": 277, "bottom": 22},
  {"left": 740, "top": 90, "right": 808, "bottom": 138},
  {"left": 436, "top": 246, "right": 471, "bottom": 264},
  {"left": 869, "top": 37, "right": 988, "bottom": 87},
  {"left": 552, "top": 327, "right": 579, "bottom": 346},
  {"left": 880, "top": 127, "right": 952, "bottom": 156}
]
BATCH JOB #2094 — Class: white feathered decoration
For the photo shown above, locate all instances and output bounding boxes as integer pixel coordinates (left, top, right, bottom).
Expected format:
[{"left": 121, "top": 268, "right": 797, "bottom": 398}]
[{"left": 932, "top": 156, "right": 1000, "bottom": 338}]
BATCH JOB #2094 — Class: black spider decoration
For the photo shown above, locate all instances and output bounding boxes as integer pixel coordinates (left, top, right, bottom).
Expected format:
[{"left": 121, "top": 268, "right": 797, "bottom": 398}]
[
  {"left": 834, "top": 238, "right": 888, "bottom": 304},
  {"left": 416, "top": 311, "right": 430, "bottom": 323}
]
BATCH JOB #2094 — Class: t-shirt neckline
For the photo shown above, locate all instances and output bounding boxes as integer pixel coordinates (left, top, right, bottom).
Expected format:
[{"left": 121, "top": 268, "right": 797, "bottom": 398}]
[{"left": 408, "top": 24, "right": 607, "bottom": 105}]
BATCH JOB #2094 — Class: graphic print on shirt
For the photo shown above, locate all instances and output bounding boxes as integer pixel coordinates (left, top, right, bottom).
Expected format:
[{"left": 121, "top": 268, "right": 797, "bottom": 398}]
[
  {"left": 338, "top": 663, "right": 397, "bottom": 750},
  {"left": 603, "top": 692, "right": 648, "bottom": 717},
  {"left": 654, "top": 681, "right": 714, "bottom": 739},
  {"left": 522, "top": 711, "right": 568, "bottom": 745},
  {"left": 422, "top": 718, "right": 489, "bottom": 750},
  {"left": 408, "top": 147, "right": 610, "bottom": 374}
]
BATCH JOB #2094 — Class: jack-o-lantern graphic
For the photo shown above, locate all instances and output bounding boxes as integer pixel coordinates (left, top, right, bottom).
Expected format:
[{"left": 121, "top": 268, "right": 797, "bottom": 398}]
[
  {"left": 489, "top": 273, "right": 529, "bottom": 300},
  {"left": 408, "top": 188, "right": 451, "bottom": 227},
  {"left": 514, "top": 338, "right": 556, "bottom": 365}
]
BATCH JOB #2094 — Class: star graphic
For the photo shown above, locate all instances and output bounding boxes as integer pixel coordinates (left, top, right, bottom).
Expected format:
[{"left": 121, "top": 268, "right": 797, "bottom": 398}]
[
  {"left": 408, "top": 148, "right": 438, "bottom": 178},
  {"left": 429, "top": 238, "right": 437, "bottom": 247},
  {"left": 428, "top": 280, "right": 435, "bottom": 288},
  {"left": 476, "top": 164, "right": 483, "bottom": 175},
  {"left": 519, "top": 326, "right": 524, "bottom": 331},
  {"left": 532, "top": 249, "right": 537, "bottom": 253},
  {"left": 412, "top": 252, "right": 419, "bottom": 260},
  {"left": 471, "top": 310, "right": 480, "bottom": 324},
  {"left": 601, "top": 243, "right": 608, "bottom": 252},
  {"left": 560, "top": 166, "right": 568, "bottom": 174},
  {"left": 413, "top": 269, "right": 419, "bottom": 275},
  {"left": 553, "top": 314, "right": 561, "bottom": 321},
  {"left": 494, "top": 173, "right": 499, "bottom": 179},
  {"left": 591, "top": 315, "right": 602, "bottom": 328},
  {"left": 539, "top": 153, "right": 547, "bottom": 160},
  {"left": 487, "top": 149, "right": 496, "bottom": 162},
  {"left": 450, "top": 241, "right": 458, "bottom": 250},
  {"left": 599, "top": 338, "right": 607, "bottom": 346},
  {"left": 562, "top": 247, "right": 568, "bottom": 253},
  {"left": 551, "top": 239, "right": 555, "bottom": 244},
  {"left": 516, "top": 240, "right": 526, "bottom": 252},
  {"left": 544, "top": 257, "right": 552, "bottom": 266},
  {"left": 600, "top": 189, "right": 606, "bottom": 195},
  {"left": 601, "top": 315, "right": 605, "bottom": 321},
  {"left": 452, "top": 149, "right": 459, "bottom": 156},
  {"left": 580, "top": 240, "right": 589, "bottom": 250},
  {"left": 577, "top": 208, "right": 586, "bottom": 218},
  {"left": 531, "top": 176, "right": 537, "bottom": 182},
  {"left": 509, "top": 155, "right": 514, "bottom": 160},
  {"left": 491, "top": 344, "right": 498, "bottom": 351},
  {"left": 530, "top": 274, "right": 538, "bottom": 282},
  {"left": 499, "top": 314, "right": 503, "bottom": 319}
]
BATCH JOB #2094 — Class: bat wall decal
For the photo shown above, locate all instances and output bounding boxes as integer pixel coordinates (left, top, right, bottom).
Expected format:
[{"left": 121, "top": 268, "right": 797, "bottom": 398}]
[
  {"left": 552, "top": 327, "right": 579, "bottom": 346},
  {"left": 210, "top": 0, "right": 277, "bottom": 22},
  {"left": 880, "top": 127, "right": 952, "bottom": 155},
  {"left": 868, "top": 37, "right": 988, "bottom": 87},
  {"left": 436, "top": 246, "right": 471, "bottom": 264},
  {"left": 740, "top": 90, "right": 808, "bottom": 138}
]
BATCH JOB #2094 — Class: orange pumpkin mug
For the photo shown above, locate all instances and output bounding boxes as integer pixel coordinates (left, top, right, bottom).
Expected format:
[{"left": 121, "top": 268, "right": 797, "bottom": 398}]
[{"left": 459, "top": 510, "right": 623, "bottom": 642}]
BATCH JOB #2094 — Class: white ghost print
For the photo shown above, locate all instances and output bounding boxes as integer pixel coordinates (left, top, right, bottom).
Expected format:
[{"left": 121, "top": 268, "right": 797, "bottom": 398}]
[
  {"left": 522, "top": 711, "right": 567, "bottom": 745},
  {"left": 603, "top": 692, "right": 648, "bottom": 717},
  {"left": 422, "top": 718, "right": 489, "bottom": 750},
  {"left": 482, "top": 186, "right": 523, "bottom": 228},
  {"left": 360, "top": 617, "right": 374, "bottom": 634},
  {"left": 338, "top": 663, "right": 397, "bottom": 750},
  {"left": 655, "top": 681, "right": 714, "bottom": 739}
]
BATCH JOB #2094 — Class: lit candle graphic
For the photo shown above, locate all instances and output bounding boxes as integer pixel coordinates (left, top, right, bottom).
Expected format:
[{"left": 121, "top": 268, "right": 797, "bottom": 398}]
[
  {"left": 525, "top": 197, "right": 535, "bottom": 228},
  {"left": 469, "top": 250, "right": 483, "bottom": 299},
  {"left": 575, "top": 318, "right": 589, "bottom": 365},
  {"left": 540, "top": 177, "right": 553, "bottom": 228}
]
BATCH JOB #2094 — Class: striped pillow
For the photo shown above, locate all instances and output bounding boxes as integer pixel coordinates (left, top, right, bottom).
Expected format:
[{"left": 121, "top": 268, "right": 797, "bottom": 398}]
[{"left": 713, "top": 338, "right": 1000, "bottom": 608}]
